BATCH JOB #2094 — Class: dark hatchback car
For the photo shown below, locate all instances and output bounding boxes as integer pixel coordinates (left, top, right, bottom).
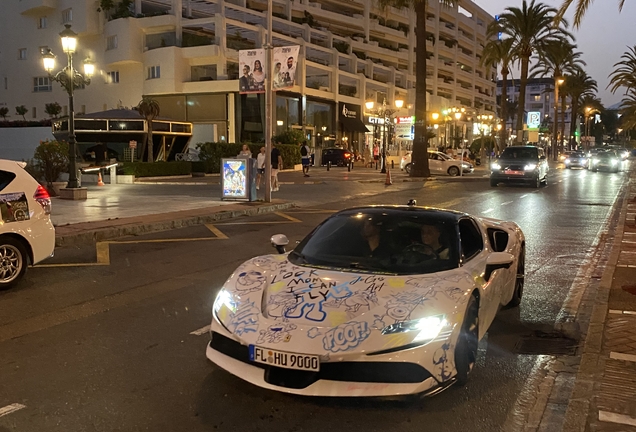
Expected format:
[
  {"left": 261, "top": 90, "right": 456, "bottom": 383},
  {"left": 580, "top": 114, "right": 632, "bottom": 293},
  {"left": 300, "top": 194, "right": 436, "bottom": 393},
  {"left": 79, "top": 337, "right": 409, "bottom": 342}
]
[
  {"left": 564, "top": 151, "right": 588, "bottom": 169},
  {"left": 590, "top": 150, "right": 622, "bottom": 173},
  {"left": 321, "top": 148, "right": 353, "bottom": 167},
  {"left": 490, "top": 146, "right": 549, "bottom": 188}
]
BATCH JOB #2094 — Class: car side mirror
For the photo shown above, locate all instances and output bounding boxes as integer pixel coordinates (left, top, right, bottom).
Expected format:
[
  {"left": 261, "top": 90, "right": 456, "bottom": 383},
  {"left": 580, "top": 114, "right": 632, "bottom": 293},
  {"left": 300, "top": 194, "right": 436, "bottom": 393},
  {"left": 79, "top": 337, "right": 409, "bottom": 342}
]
[
  {"left": 484, "top": 252, "right": 515, "bottom": 281},
  {"left": 271, "top": 234, "right": 289, "bottom": 254},
  {"left": 540, "top": 155, "right": 546, "bottom": 160}
]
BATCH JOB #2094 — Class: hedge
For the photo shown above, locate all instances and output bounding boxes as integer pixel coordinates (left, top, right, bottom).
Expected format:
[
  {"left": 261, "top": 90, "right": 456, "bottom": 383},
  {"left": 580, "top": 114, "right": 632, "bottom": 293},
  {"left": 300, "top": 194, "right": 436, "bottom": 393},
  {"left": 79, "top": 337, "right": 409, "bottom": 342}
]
[
  {"left": 195, "top": 142, "right": 301, "bottom": 173},
  {"left": 120, "top": 161, "right": 192, "bottom": 177}
]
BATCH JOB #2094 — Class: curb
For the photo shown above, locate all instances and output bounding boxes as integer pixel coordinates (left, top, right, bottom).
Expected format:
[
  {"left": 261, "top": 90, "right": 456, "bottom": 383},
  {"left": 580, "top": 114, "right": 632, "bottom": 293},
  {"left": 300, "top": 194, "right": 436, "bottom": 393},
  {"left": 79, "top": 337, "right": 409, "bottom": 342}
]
[
  {"left": 561, "top": 168, "right": 634, "bottom": 430},
  {"left": 54, "top": 201, "right": 295, "bottom": 247}
]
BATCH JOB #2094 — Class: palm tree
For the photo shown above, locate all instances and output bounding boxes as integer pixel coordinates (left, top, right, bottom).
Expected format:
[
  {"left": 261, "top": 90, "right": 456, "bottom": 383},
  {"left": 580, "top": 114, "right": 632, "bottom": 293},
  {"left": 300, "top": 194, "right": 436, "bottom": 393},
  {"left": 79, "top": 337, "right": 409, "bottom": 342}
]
[
  {"left": 556, "top": 0, "right": 626, "bottom": 29},
  {"left": 488, "top": 0, "right": 572, "bottom": 144},
  {"left": 480, "top": 38, "right": 515, "bottom": 145},
  {"left": 377, "top": 0, "right": 454, "bottom": 177},
  {"left": 618, "top": 93, "right": 636, "bottom": 130},
  {"left": 137, "top": 97, "right": 161, "bottom": 163},
  {"left": 530, "top": 41, "right": 584, "bottom": 155},
  {"left": 609, "top": 46, "right": 636, "bottom": 95},
  {"left": 561, "top": 70, "right": 597, "bottom": 144}
]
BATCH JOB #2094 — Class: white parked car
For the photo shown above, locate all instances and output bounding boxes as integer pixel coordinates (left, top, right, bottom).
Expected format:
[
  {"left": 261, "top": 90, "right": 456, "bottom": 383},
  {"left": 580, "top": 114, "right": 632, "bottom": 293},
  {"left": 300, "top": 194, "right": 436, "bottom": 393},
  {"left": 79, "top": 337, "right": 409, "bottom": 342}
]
[
  {"left": 401, "top": 150, "right": 474, "bottom": 176},
  {"left": 207, "top": 202, "right": 525, "bottom": 397},
  {"left": 0, "top": 160, "right": 55, "bottom": 288}
]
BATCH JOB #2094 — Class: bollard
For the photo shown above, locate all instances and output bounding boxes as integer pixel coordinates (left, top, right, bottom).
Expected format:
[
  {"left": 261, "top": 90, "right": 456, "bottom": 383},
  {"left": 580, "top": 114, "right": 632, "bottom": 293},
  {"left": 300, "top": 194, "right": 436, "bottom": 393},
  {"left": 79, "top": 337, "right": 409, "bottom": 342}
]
[
  {"left": 348, "top": 161, "right": 351, "bottom": 172},
  {"left": 350, "top": 161, "right": 353, "bottom": 171},
  {"left": 327, "top": 161, "right": 331, "bottom": 171},
  {"left": 391, "top": 160, "right": 394, "bottom": 170},
  {"left": 375, "top": 161, "right": 378, "bottom": 170}
]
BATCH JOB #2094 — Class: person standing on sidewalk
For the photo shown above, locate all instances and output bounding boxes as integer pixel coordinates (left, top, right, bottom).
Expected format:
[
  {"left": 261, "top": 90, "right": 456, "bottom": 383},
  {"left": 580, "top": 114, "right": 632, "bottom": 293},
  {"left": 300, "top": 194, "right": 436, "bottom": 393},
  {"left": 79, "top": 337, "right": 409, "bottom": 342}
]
[
  {"left": 271, "top": 143, "right": 283, "bottom": 192},
  {"left": 256, "top": 146, "right": 266, "bottom": 190},
  {"left": 238, "top": 144, "right": 252, "bottom": 158},
  {"left": 300, "top": 141, "right": 311, "bottom": 177}
]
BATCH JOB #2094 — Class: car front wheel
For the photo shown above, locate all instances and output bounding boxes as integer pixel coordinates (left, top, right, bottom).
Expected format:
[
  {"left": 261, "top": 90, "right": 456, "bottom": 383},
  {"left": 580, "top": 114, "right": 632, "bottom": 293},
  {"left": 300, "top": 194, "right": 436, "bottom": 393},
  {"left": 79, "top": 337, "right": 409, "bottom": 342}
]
[
  {"left": 405, "top": 163, "right": 412, "bottom": 174},
  {"left": 455, "top": 294, "right": 479, "bottom": 386},
  {"left": 0, "top": 236, "right": 28, "bottom": 289},
  {"left": 448, "top": 166, "right": 460, "bottom": 176}
]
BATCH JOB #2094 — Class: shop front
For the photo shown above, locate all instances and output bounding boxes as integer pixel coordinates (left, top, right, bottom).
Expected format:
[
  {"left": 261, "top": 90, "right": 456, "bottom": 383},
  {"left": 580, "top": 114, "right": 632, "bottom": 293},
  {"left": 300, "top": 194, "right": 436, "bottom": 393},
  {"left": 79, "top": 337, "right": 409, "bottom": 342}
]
[{"left": 338, "top": 102, "right": 368, "bottom": 158}]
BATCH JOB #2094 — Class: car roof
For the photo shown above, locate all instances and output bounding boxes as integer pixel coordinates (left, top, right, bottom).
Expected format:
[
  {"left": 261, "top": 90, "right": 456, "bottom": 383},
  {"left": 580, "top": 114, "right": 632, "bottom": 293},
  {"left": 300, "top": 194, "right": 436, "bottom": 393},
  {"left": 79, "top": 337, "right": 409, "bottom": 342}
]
[
  {"left": 502, "top": 145, "right": 540, "bottom": 150},
  {"left": 0, "top": 159, "right": 27, "bottom": 172},
  {"left": 334, "top": 205, "right": 469, "bottom": 223}
]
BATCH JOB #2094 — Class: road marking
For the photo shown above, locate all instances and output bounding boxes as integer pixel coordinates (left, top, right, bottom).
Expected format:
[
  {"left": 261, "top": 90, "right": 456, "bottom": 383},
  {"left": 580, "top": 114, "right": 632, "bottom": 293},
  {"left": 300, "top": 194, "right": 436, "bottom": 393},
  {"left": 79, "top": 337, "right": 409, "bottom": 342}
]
[
  {"left": 482, "top": 208, "right": 494, "bottom": 214},
  {"left": 610, "top": 352, "right": 636, "bottom": 362},
  {"left": 190, "top": 325, "right": 211, "bottom": 336},
  {"left": 205, "top": 224, "right": 229, "bottom": 239},
  {"left": 274, "top": 212, "right": 302, "bottom": 223},
  {"left": 609, "top": 310, "right": 623, "bottom": 314},
  {"left": 0, "top": 403, "right": 26, "bottom": 418},
  {"left": 501, "top": 201, "right": 514, "bottom": 206},
  {"left": 287, "top": 209, "right": 337, "bottom": 214},
  {"left": 599, "top": 411, "right": 636, "bottom": 426},
  {"left": 34, "top": 242, "right": 111, "bottom": 268},
  {"left": 519, "top": 194, "right": 529, "bottom": 198}
]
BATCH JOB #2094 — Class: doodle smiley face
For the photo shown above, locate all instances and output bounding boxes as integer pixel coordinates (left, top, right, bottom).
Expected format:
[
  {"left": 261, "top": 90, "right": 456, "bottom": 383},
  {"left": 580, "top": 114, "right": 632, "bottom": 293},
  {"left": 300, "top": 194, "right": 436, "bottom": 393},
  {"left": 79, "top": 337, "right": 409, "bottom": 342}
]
[{"left": 236, "top": 270, "right": 266, "bottom": 294}]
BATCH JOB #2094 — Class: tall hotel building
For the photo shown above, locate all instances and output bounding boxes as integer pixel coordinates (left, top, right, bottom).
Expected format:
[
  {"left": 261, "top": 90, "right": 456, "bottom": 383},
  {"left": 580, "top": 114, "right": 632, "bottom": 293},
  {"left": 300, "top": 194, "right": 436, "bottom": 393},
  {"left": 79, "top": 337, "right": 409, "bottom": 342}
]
[{"left": 1, "top": 0, "right": 496, "bottom": 154}]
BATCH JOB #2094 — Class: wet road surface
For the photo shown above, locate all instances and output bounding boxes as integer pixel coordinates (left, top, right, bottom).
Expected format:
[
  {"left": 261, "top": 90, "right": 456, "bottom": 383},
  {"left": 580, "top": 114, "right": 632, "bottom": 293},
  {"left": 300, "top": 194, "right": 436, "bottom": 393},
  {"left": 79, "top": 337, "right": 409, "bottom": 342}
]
[{"left": 0, "top": 166, "right": 630, "bottom": 431}]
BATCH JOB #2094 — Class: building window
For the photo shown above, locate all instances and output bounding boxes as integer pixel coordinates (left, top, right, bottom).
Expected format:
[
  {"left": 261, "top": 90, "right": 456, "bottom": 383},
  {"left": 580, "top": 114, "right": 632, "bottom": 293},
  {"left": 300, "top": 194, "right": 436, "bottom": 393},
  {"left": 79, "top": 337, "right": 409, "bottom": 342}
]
[
  {"left": 147, "top": 65, "right": 160, "bottom": 79},
  {"left": 106, "top": 35, "right": 118, "bottom": 51},
  {"left": 532, "top": 94, "right": 541, "bottom": 102},
  {"left": 33, "top": 77, "right": 52, "bottom": 92},
  {"left": 62, "top": 8, "right": 72, "bottom": 24},
  {"left": 38, "top": 17, "right": 47, "bottom": 29},
  {"left": 18, "top": 49, "right": 27, "bottom": 60},
  {"left": 32, "top": 107, "right": 37, "bottom": 119},
  {"left": 107, "top": 71, "right": 120, "bottom": 83}
]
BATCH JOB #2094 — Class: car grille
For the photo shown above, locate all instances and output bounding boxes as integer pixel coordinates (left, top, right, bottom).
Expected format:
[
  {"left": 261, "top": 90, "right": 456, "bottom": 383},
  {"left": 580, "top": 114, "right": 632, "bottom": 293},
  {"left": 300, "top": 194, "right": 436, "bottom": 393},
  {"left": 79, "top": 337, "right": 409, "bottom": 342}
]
[
  {"left": 503, "top": 163, "right": 526, "bottom": 171},
  {"left": 210, "top": 332, "right": 433, "bottom": 389}
]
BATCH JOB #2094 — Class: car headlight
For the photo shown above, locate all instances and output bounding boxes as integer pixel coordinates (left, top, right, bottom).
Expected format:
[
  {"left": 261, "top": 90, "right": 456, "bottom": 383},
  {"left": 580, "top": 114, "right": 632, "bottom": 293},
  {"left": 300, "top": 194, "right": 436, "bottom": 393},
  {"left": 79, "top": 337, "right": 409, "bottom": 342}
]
[
  {"left": 462, "top": 163, "right": 471, "bottom": 169},
  {"left": 381, "top": 315, "right": 447, "bottom": 343},
  {"left": 524, "top": 163, "right": 537, "bottom": 171},
  {"left": 565, "top": 158, "right": 571, "bottom": 164},
  {"left": 611, "top": 159, "right": 618, "bottom": 165},
  {"left": 491, "top": 162, "right": 501, "bottom": 170},
  {"left": 213, "top": 289, "right": 236, "bottom": 315},
  {"left": 592, "top": 158, "right": 599, "bottom": 164}
]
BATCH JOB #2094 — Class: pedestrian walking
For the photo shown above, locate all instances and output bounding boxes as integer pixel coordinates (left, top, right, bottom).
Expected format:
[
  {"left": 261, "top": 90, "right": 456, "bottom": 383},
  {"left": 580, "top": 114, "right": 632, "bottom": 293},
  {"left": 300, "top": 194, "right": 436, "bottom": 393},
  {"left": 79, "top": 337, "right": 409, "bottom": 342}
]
[
  {"left": 238, "top": 144, "right": 252, "bottom": 158},
  {"left": 271, "top": 142, "right": 283, "bottom": 192},
  {"left": 300, "top": 140, "right": 311, "bottom": 177},
  {"left": 256, "top": 146, "right": 266, "bottom": 190}
]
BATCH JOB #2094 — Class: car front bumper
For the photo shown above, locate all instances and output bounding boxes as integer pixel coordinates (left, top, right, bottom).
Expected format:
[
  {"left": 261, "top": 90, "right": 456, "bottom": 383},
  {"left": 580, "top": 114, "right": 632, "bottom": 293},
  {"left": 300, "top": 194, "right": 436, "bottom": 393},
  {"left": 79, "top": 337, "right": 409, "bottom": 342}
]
[{"left": 490, "top": 171, "right": 538, "bottom": 183}]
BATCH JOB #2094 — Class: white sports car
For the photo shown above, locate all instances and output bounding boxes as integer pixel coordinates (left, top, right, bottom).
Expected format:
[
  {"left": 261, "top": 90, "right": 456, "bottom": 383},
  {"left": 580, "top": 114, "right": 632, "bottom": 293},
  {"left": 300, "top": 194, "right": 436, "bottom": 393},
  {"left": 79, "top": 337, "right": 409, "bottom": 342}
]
[{"left": 207, "top": 202, "right": 525, "bottom": 397}]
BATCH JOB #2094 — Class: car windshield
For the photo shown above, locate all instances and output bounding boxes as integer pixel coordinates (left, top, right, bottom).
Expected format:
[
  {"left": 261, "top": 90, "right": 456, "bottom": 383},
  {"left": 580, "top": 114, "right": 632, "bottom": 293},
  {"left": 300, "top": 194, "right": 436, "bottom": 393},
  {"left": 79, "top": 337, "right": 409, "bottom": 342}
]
[
  {"left": 289, "top": 209, "right": 460, "bottom": 275},
  {"left": 571, "top": 152, "right": 586, "bottom": 157},
  {"left": 500, "top": 147, "right": 538, "bottom": 160}
]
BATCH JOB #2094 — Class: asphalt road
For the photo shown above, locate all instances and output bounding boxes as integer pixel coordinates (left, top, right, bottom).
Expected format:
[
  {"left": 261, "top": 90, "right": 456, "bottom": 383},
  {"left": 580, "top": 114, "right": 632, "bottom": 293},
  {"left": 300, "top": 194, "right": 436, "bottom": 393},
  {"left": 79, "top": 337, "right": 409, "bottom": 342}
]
[{"left": 0, "top": 165, "right": 630, "bottom": 432}]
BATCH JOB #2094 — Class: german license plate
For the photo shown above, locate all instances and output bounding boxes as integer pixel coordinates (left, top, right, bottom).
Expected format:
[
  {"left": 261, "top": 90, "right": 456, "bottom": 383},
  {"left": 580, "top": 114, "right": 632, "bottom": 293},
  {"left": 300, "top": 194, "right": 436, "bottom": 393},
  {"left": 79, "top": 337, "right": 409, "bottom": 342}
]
[
  {"left": 504, "top": 170, "right": 524, "bottom": 175},
  {"left": 249, "top": 345, "right": 320, "bottom": 372}
]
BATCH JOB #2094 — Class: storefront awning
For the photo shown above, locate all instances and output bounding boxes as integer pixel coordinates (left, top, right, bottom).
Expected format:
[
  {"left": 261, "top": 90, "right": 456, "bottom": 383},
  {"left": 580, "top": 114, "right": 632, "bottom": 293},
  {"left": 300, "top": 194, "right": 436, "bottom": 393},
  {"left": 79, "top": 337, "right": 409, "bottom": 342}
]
[{"left": 340, "top": 117, "right": 370, "bottom": 133}]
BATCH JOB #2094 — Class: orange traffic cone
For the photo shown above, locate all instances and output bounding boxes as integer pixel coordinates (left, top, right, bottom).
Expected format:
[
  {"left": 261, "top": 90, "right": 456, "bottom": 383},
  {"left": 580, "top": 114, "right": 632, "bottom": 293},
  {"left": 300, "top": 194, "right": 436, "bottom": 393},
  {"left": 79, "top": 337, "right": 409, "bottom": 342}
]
[
  {"left": 385, "top": 169, "right": 392, "bottom": 186},
  {"left": 97, "top": 171, "right": 105, "bottom": 186}
]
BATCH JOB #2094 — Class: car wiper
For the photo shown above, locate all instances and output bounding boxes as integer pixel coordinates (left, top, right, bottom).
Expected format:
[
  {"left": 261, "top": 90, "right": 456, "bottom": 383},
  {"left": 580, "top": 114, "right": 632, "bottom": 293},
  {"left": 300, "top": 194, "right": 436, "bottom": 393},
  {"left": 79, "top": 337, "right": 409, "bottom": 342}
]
[{"left": 289, "top": 250, "right": 309, "bottom": 264}]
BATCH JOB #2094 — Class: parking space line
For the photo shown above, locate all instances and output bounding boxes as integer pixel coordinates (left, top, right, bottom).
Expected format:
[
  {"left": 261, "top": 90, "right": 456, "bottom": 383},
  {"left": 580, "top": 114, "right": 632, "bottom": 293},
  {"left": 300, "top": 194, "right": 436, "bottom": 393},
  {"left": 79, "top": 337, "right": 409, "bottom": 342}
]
[
  {"left": 519, "top": 194, "right": 529, "bottom": 198},
  {"left": 0, "top": 403, "right": 26, "bottom": 418},
  {"left": 205, "top": 224, "right": 228, "bottom": 239},
  {"left": 190, "top": 325, "right": 211, "bottom": 336},
  {"left": 599, "top": 410, "right": 636, "bottom": 427},
  {"left": 275, "top": 212, "right": 302, "bottom": 223},
  {"left": 501, "top": 201, "right": 514, "bottom": 206},
  {"left": 610, "top": 352, "right": 636, "bottom": 362},
  {"left": 482, "top": 208, "right": 494, "bottom": 214}
]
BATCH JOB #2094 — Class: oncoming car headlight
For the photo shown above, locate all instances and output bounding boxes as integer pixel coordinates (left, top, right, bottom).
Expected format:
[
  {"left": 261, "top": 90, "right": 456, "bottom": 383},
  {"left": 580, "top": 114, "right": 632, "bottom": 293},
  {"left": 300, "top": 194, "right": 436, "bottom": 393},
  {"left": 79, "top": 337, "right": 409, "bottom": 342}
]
[
  {"left": 213, "top": 289, "right": 236, "bottom": 315},
  {"left": 491, "top": 162, "right": 501, "bottom": 170},
  {"left": 611, "top": 159, "right": 619, "bottom": 166},
  {"left": 564, "top": 158, "right": 571, "bottom": 164},
  {"left": 591, "top": 158, "right": 599, "bottom": 165},
  {"left": 524, "top": 163, "right": 537, "bottom": 171},
  {"left": 381, "top": 315, "right": 447, "bottom": 343}
]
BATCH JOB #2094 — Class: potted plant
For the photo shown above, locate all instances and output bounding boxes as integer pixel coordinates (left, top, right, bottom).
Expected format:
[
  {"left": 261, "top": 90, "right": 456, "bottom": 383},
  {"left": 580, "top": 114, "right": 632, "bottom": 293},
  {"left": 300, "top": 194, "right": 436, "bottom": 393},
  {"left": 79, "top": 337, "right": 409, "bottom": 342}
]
[{"left": 32, "top": 140, "right": 69, "bottom": 196}]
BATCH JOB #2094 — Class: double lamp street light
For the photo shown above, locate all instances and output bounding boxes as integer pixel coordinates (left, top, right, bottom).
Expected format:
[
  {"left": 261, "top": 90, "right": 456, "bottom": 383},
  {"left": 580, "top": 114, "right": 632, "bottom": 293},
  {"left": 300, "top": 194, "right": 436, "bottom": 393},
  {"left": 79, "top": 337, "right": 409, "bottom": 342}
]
[
  {"left": 365, "top": 98, "right": 404, "bottom": 174},
  {"left": 42, "top": 24, "right": 94, "bottom": 190}
]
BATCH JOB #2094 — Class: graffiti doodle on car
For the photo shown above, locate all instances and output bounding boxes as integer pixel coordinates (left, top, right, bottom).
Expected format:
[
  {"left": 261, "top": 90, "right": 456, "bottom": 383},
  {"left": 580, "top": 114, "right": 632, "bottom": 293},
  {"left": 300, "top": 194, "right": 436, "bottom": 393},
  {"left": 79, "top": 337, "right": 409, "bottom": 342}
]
[
  {"left": 229, "top": 301, "right": 260, "bottom": 335},
  {"left": 432, "top": 342, "right": 454, "bottom": 381},
  {"left": 372, "top": 290, "right": 428, "bottom": 329},
  {"left": 236, "top": 270, "right": 267, "bottom": 294},
  {"left": 256, "top": 323, "right": 297, "bottom": 344},
  {"left": 307, "top": 327, "right": 322, "bottom": 339},
  {"left": 322, "top": 321, "right": 371, "bottom": 353}
]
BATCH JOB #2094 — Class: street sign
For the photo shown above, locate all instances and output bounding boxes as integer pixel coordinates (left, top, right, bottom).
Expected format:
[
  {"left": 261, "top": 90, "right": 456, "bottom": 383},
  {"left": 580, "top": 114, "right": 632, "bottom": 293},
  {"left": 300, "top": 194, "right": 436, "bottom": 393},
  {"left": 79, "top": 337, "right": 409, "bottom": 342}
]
[{"left": 129, "top": 140, "right": 137, "bottom": 149}]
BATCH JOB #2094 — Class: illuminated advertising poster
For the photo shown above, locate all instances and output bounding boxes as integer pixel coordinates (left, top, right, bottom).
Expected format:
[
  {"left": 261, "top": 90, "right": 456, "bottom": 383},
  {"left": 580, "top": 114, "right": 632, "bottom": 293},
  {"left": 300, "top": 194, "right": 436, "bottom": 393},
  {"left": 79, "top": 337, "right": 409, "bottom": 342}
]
[
  {"left": 222, "top": 159, "right": 248, "bottom": 199},
  {"left": 239, "top": 49, "right": 266, "bottom": 94},
  {"left": 272, "top": 45, "right": 300, "bottom": 91},
  {"left": 0, "top": 192, "right": 30, "bottom": 222},
  {"left": 527, "top": 111, "right": 541, "bottom": 130}
]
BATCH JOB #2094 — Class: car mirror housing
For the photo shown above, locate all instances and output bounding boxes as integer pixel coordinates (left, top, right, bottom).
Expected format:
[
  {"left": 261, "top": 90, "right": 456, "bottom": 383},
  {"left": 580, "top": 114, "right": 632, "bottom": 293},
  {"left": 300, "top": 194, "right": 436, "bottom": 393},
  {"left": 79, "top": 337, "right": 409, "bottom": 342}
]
[
  {"left": 484, "top": 252, "right": 515, "bottom": 281},
  {"left": 271, "top": 234, "right": 289, "bottom": 254}
]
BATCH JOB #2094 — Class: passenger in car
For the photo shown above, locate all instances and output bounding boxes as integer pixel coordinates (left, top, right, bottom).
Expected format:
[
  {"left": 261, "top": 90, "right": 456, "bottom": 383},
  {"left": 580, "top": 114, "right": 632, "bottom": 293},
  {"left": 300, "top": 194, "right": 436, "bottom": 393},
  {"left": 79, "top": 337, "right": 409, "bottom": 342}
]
[{"left": 360, "top": 217, "right": 392, "bottom": 259}]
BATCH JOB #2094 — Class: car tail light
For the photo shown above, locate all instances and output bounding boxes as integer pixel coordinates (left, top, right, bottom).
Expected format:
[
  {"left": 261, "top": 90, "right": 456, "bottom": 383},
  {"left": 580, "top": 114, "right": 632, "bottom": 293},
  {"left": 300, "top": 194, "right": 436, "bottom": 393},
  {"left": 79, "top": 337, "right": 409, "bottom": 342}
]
[
  {"left": 344, "top": 153, "right": 351, "bottom": 158},
  {"left": 34, "top": 185, "right": 51, "bottom": 215}
]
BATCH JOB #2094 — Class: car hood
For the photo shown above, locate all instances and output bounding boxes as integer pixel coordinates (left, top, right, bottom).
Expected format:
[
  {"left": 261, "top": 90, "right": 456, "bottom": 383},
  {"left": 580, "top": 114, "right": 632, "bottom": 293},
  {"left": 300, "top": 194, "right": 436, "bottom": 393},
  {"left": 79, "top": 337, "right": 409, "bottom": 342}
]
[{"left": 218, "top": 254, "right": 473, "bottom": 330}]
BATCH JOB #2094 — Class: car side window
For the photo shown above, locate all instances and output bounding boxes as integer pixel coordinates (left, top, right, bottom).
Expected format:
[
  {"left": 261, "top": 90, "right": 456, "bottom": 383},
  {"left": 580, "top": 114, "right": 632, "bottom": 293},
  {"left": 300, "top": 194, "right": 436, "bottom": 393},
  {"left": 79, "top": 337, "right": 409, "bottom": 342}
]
[
  {"left": 458, "top": 218, "right": 483, "bottom": 261},
  {"left": 0, "top": 170, "right": 16, "bottom": 192}
]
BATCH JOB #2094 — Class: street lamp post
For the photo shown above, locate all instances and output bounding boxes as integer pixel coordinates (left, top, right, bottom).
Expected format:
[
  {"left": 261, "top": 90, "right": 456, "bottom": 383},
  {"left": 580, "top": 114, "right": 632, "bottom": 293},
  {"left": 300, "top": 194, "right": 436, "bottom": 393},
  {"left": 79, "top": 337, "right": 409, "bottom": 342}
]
[
  {"left": 42, "top": 25, "right": 94, "bottom": 190},
  {"left": 553, "top": 77, "right": 565, "bottom": 161},
  {"left": 365, "top": 98, "right": 403, "bottom": 174}
]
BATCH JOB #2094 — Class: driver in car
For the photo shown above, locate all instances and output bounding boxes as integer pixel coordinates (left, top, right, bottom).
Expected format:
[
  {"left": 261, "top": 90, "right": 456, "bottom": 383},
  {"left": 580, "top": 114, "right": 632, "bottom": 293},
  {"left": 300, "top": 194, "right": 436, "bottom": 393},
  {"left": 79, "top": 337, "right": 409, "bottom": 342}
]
[
  {"left": 360, "top": 217, "right": 392, "bottom": 259},
  {"left": 419, "top": 224, "right": 450, "bottom": 259}
]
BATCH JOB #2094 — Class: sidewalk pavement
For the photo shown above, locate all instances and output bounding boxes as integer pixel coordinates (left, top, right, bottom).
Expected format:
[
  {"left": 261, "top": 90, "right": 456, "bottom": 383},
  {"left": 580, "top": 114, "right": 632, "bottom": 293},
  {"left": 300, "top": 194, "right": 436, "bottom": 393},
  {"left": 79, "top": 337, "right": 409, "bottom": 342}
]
[{"left": 562, "top": 165, "right": 636, "bottom": 431}]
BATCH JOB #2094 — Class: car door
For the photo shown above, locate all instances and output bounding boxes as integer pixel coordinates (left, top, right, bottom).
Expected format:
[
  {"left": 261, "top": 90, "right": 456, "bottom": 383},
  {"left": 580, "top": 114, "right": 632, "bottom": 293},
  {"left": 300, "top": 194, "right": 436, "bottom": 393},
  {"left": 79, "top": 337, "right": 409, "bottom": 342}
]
[
  {"left": 458, "top": 218, "right": 501, "bottom": 337},
  {"left": 428, "top": 152, "right": 441, "bottom": 173}
]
